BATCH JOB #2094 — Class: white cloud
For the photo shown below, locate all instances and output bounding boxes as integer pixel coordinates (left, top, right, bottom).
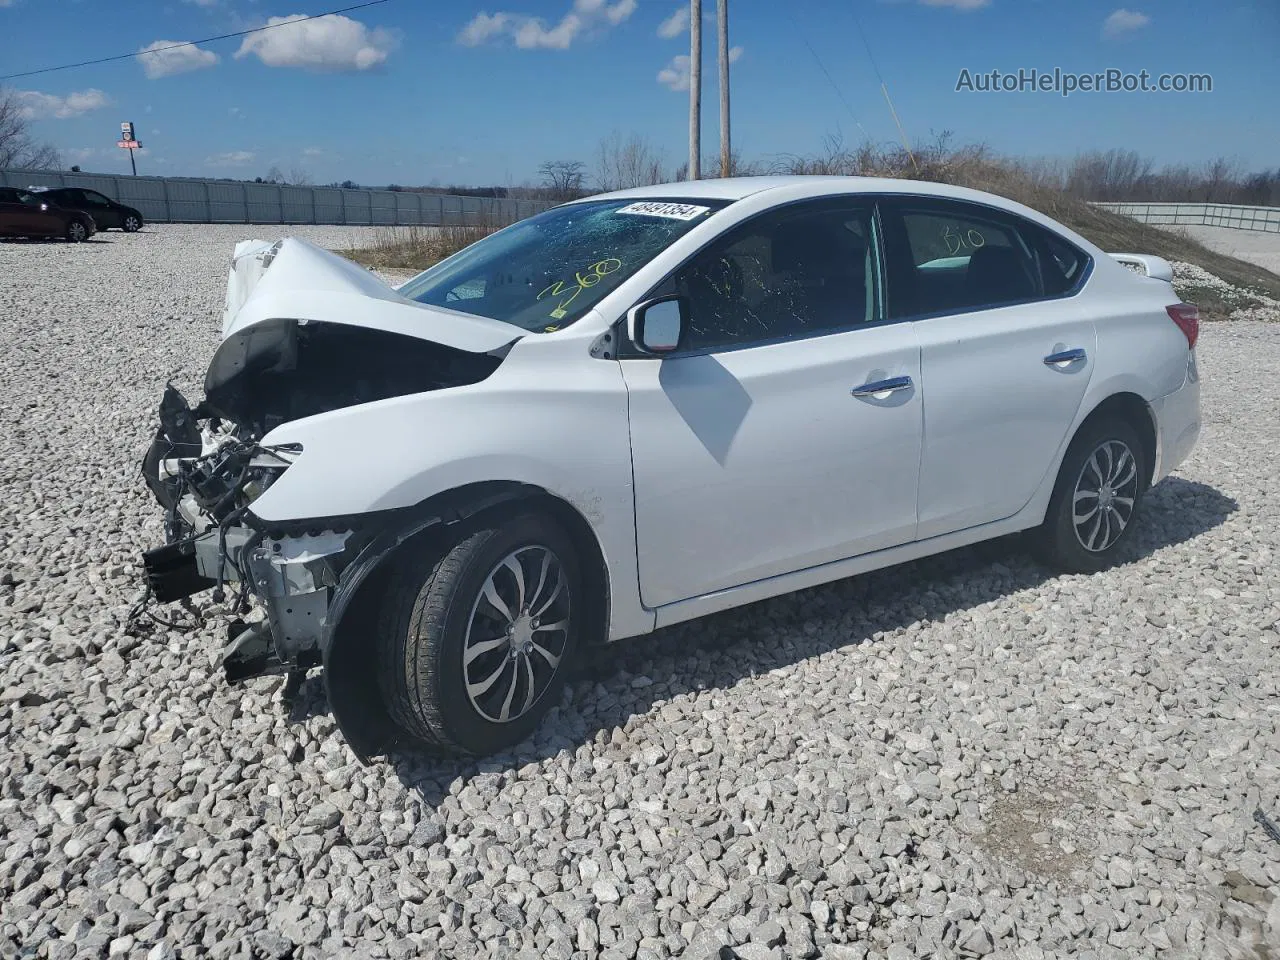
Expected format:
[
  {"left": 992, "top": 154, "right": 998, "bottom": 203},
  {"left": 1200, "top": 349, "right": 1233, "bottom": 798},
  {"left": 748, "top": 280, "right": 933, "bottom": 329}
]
[
  {"left": 458, "top": 0, "right": 637, "bottom": 50},
  {"left": 136, "top": 40, "right": 220, "bottom": 79},
  {"left": 658, "top": 45, "right": 740, "bottom": 91},
  {"left": 658, "top": 54, "right": 691, "bottom": 91},
  {"left": 235, "top": 14, "right": 396, "bottom": 71},
  {"left": 14, "top": 88, "right": 112, "bottom": 119},
  {"left": 657, "top": 6, "right": 688, "bottom": 37},
  {"left": 458, "top": 12, "right": 513, "bottom": 45},
  {"left": 206, "top": 150, "right": 256, "bottom": 166},
  {"left": 1102, "top": 8, "right": 1151, "bottom": 38},
  {"left": 302, "top": 146, "right": 325, "bottom": 157},
  {"left": 919, "top": 0, "right": 990, "bottom": 9},
  {"left": 183, "top": 0, "right": 219, "bottom": 6}
]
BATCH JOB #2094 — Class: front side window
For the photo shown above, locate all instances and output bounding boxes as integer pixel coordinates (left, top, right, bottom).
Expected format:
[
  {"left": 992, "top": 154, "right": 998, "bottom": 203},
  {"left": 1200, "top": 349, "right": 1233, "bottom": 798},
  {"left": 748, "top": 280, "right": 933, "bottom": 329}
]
[
  {"left": 882, "top": 198, "right": 1087, "bottom": 318},
  {"left": 82, "top": 191, "right": 113, "bottom": 207},
  {"left": 669, "top": 200, "right": 881, "bottom": 353},
  {"left": 397, "top": 199, "right": 726, "bottom": 332}
]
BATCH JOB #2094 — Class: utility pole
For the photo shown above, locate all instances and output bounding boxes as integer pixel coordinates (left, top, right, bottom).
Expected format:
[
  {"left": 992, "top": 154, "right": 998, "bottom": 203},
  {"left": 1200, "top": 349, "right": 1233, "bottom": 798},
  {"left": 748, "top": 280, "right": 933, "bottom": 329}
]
[
  {"left": 717, "top": 0, "right": 730, "bottom": 177},
  {"left": 689, "top": 0, "right": 702, "bottom": 180}
]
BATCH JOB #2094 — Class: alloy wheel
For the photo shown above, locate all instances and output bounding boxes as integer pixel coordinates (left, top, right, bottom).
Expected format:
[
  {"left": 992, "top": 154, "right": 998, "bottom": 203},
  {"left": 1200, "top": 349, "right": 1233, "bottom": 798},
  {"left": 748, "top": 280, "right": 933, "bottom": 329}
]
[
  {"left": 68, "top": 222, "right": 87, "bottom": 242},
  {"left": 462, "top": 545, "right": 571, "bottom": 723},
  {"left": 124, "top": 216, "right": 141, "bottom": 231},
  {"left": 1072, "top": 439, "right": 1138, "bottom": 552}
]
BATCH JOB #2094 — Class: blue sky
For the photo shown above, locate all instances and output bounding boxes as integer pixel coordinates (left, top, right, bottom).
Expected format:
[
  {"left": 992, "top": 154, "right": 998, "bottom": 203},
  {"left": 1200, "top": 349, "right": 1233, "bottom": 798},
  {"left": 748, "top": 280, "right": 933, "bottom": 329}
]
[{"left": 2, "top": 0, "right": 1276, "bottom": 186}]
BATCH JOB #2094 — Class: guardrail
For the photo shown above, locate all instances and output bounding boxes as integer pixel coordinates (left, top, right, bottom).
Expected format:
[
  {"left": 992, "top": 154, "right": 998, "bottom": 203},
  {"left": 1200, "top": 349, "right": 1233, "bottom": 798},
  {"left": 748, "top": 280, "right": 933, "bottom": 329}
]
[
  {"left": 1095, "top": 201, "right": 1280, "bottom": 233},
  {"left": 0, "top": 168, "right": 553, "bottom": 226}
]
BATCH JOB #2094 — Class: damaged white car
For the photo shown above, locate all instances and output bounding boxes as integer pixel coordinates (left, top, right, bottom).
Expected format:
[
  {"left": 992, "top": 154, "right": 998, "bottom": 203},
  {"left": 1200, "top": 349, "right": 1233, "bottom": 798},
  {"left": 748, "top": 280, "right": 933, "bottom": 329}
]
[{"left": 140, "top": 177, "right": 1201, "bottom": 760}]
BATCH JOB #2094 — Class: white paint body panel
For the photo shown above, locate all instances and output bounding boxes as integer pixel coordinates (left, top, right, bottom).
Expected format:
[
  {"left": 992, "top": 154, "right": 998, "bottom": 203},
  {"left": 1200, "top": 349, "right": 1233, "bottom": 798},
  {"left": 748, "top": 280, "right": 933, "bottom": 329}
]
[
  {"left": 621, "top": 325, "right": 922, "bottom": 607},
  {"left": 221, "top": 176, "right": 1200, "bottom": 644},
  {"left": 912, "top": 300, "right": 1097, "bottom": 539},
  {"left": 222, "top": 236, "right": 523, "bottom": 354}
]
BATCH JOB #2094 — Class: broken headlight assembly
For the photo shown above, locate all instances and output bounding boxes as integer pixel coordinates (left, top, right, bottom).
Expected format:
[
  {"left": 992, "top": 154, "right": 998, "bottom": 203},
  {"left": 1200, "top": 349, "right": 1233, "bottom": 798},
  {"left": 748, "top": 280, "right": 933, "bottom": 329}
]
[{"left": 135, "top": 384, "right": 357, "bottom": 688}]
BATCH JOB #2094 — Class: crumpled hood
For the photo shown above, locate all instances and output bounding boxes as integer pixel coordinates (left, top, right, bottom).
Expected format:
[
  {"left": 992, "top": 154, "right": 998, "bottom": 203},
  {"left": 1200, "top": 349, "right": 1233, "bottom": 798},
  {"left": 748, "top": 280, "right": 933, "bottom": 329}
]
[{"left": 222, "top": 236, "right": 523, "bottom": 355}]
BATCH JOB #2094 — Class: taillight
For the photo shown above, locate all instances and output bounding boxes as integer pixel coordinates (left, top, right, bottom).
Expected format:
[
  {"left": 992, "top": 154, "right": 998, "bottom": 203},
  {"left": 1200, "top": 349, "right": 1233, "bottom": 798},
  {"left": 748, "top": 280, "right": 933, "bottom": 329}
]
[{"left": 1166, "top": 303, "right": 1199, "bottom": 349}]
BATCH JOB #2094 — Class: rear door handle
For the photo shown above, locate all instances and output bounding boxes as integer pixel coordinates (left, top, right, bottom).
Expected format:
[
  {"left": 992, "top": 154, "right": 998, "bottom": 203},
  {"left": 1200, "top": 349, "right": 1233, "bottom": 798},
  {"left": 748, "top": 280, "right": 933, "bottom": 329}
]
[
  {"left": 1044, "top": 348, "right": 1087, "bottom": 366},
  {"left": 851, "top": 375, "right": 913, "bottom": 397}
]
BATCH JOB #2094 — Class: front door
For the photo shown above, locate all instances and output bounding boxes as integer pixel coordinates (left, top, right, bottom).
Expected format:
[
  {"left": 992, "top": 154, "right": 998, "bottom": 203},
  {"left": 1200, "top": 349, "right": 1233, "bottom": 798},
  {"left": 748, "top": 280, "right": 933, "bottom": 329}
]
[{"left": 621, "top": 198, "right": 923, "bottom": 608}]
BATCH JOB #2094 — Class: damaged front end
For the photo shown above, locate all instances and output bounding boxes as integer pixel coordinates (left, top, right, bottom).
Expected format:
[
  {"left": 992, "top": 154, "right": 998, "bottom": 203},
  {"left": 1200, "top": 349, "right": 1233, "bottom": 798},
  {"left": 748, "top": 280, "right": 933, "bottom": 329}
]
[
  {"left": 135, "top": 237, "right": 515, "bottom": 692},
  {"left": 139, "top": 381, "right": 362, "bottom": 685}
]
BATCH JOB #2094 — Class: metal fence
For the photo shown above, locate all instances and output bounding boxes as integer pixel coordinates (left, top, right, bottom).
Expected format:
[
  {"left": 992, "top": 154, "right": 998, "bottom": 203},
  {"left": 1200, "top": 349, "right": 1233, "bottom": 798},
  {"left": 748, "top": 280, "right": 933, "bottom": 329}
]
[
  {"left": 0, "top": 168, "right": 553, "bottom": 226},
  {"left": 1095, "top": 201, "right": 1280, "bottom": 233}
]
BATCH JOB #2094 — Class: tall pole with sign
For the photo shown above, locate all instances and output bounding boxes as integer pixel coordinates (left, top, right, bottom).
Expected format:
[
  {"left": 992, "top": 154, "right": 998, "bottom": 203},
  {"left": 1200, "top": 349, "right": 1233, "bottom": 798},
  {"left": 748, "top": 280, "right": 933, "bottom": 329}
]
[{"left": 117, "top": 121, "right": 142, "bottom": 176}]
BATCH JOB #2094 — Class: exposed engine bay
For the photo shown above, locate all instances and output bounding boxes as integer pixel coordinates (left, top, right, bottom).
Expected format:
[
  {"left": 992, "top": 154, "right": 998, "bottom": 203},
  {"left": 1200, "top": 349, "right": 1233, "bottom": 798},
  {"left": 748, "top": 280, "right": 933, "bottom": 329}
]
[{"left": 137, "top": 317, "right": 502, "bottom": 687}]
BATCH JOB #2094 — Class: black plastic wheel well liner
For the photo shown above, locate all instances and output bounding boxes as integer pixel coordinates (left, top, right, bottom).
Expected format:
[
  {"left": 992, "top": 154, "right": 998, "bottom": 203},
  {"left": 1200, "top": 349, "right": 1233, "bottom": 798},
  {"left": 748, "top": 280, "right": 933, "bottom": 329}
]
[
  {"left": 322, "top": 481, "right": 611, "bottom": 762},
  {"left": 1077, "top": 392, "right": 1157, "bottom": 489}
]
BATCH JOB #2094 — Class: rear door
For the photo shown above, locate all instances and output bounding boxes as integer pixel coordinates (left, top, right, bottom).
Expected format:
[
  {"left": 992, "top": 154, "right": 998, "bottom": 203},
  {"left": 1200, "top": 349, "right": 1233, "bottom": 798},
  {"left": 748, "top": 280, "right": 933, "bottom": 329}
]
[
  {"left": 79, "top": 190, "right": 121, "bottom": 228},
  {"left": 880, "top": 196, "right": 1096, "bottom": 539},
  {"left": 621, "top": 197, "right": 923, "bottom": 608}
]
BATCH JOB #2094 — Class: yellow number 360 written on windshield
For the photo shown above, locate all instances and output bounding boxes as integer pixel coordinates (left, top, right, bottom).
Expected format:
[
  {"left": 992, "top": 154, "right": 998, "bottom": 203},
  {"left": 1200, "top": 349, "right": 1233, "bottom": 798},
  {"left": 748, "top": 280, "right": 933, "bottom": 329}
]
[{"left": 537, "top": 258, "right": 623, "bottom": 319}]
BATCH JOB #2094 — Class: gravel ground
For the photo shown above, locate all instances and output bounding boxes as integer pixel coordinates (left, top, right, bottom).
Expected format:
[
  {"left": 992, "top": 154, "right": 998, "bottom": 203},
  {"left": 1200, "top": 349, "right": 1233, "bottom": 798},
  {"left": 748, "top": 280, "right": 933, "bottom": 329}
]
[
  {"left": 1, "top": 224, "right": 1278, "bottom": 960},
  {"left": 1166, "top": 226, "right": 1280, "bottom": 277}
]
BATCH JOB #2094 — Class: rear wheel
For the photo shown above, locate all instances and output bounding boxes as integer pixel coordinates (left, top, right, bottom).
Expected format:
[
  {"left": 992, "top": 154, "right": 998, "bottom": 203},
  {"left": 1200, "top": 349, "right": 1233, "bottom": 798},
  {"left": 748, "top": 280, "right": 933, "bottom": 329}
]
[
  {"left": 123, "top": 214, "right": 142, "bottom": 232},
  {"left": 1034, "top": 416, "right": 1147, "bottom": 573},
  {"left": 65, "top": 220, "right": 88, "bottom": 243},
  {"left": 375, "top": 512, "right": 582, "bottom": 756}
]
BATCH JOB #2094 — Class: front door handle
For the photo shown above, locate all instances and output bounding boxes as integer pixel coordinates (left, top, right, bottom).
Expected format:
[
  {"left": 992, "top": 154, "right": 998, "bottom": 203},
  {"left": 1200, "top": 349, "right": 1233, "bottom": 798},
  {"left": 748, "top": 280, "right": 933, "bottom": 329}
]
[
  {"left": 1044, "top": 348, "right": 1087, "bottom": 366},
  {"left": 851, "top": 375, "right": 913, "bottom": 398}
]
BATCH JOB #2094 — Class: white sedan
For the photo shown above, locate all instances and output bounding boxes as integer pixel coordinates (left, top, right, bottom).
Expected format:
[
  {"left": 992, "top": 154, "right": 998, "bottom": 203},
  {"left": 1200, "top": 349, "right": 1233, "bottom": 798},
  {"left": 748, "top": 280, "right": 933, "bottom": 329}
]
[{"left": 139, "top": 176, "right": 1201, "bottom": 759}]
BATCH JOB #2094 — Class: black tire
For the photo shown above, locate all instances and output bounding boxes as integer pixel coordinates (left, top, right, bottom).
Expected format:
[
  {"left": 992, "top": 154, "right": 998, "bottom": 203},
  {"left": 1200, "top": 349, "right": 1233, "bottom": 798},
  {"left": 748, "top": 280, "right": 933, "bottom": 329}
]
[
  {"left": 65, "top": 219, "right": 88, "bottom": 243},
  {"left": 123, "top": 214, "right": 142, "bottom": 232},
  {"left": 375, "top": 511, "right": 584, "bottom": 756},
  {"left": 1034, "top": 416, "right": 1147, "bottom": 573}
]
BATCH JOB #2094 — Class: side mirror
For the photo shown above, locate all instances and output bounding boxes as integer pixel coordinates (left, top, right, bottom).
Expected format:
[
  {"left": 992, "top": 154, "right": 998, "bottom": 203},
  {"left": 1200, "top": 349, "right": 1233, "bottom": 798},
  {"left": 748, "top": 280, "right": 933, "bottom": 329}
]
[{"left": 628, "top": 296, "right": 685, "bottom": 355}]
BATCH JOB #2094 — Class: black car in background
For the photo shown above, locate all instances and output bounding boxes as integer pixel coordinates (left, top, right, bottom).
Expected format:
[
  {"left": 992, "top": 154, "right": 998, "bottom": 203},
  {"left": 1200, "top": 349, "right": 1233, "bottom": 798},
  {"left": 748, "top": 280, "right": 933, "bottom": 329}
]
[
  {"left": 0, "top": 188, "right": 97, "bottom": 241},
  {"left": 35, "top": 187, "right": 144, "bottom": 232}
]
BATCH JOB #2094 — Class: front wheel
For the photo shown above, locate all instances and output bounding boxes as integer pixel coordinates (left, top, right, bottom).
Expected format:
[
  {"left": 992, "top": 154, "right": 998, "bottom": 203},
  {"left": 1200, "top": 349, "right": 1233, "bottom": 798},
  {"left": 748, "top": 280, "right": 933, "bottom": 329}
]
[
  {"left": 123, "top": 214, "right": 142, "bottom": 232},
  {"left": 1033, "top": 417, "right": 1147, "bottom": 573},
  {"left": 65, "top": 220, "right": 88, "bottom": 242},
  {"left": 376, "top": 512, "right": 583, "bottom": 756}
]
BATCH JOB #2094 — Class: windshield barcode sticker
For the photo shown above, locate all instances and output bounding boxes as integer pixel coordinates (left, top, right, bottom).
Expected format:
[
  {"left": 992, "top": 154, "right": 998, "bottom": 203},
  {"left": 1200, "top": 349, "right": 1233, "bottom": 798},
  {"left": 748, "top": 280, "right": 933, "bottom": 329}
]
[{"left": 615, "top": 201, "right": 711, "bottom": 221}]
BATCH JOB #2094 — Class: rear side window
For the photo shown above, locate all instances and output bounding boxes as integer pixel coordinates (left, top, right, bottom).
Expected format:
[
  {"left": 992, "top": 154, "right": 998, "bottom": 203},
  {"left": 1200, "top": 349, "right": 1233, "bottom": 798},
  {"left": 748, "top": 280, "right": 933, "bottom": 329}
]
[
  {"left": 881, "top": 198, "right": 1086, "bottom": 319},
  {"left": 1034, "top": 226, "right": 1089, "bottom": 296}
]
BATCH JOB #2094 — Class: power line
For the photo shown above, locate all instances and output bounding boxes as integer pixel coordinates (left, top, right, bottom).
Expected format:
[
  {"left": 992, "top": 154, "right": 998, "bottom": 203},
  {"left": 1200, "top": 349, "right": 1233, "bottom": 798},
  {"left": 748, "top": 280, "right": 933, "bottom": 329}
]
[
  {"left": 0, "top": 0, "right": 393, "bottom": 82},
  {"left": 848, "top": 1, "right": 917, "bottom": 172},
  {"left": 785, "top": 11, "right": 869, "bottom": 140},
  {"left": 848, "top": 0, "right": 887, "bottom": 89}
]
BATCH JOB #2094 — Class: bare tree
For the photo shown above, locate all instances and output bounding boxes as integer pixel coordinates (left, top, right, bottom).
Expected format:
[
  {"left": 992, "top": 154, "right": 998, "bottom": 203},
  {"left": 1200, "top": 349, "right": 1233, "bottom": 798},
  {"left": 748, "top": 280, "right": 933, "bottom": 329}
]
[
  {"left": 288, "top": 166, "right": 313, "bottom": 186},
  {"left": 594, "top": 133, "right": 668, "bottom": 191},
  {"left": 538, "top": 160, "right": 585, "bottom": 200},
  {"left": 0, "top": 87, "right": 63, "bottom": 170}
]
